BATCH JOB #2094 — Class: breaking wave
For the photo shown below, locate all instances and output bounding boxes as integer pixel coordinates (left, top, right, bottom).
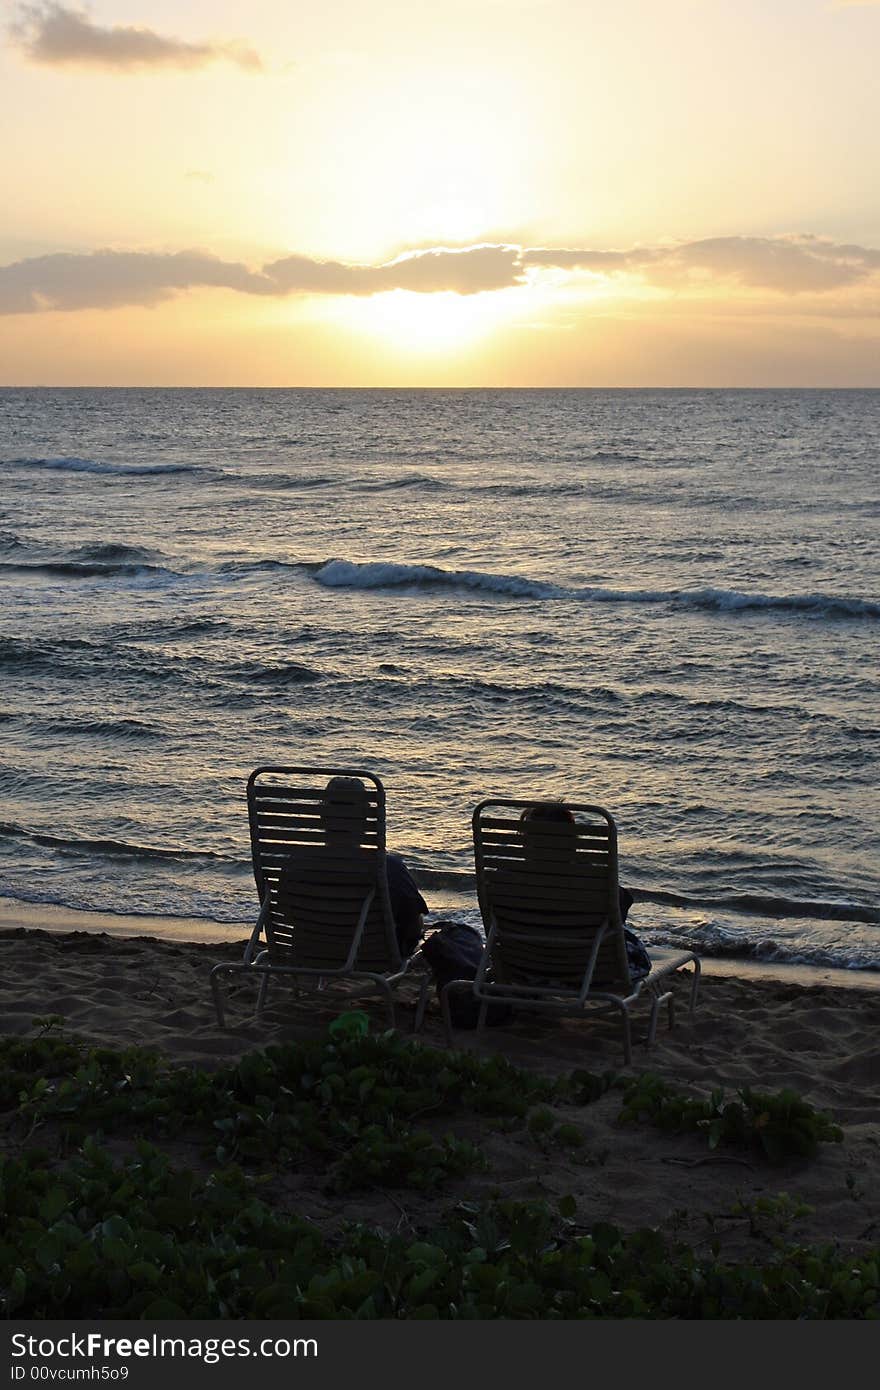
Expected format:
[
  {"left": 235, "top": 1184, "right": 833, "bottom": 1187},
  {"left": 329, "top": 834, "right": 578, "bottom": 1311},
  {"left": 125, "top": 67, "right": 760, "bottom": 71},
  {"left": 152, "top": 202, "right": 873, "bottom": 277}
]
[
  {"left": 314, "top": 559, "right": 563, "bottom": 598},
  {"left": 312, "top": 559, "right": 879, "bottom": 618}
]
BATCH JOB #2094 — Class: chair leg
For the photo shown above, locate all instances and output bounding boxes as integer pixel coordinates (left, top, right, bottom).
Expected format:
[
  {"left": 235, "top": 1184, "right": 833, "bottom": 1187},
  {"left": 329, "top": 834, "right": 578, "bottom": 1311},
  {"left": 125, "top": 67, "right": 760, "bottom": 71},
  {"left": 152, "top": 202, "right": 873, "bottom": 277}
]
[
  {"left": 647, "top": 989, "right": 672, "bottom": 1046},
  {"left": 647, "top": 995, "right": 661, "bottom": 1048},
  {"left": 256, "top": 972, "right": 270, "bottom": 1016},
  {"left": 440, "top": 982, "right": 455, "bottom": 1045},
  {"left": 619, "top": 1004, "right": 632, "bottom": 1066},
  {"left": 210, "top": 965, "right": 227, "bottom": 1028},
  {"left": 689, "top": 960, "right": 701, "bottom": 1012},
  {"left": 413, "top": 976, "right": 430, "bottom": 1034},
  {"left": 375, "top": 980, "right": 396, "bottom": 1030},
  {"left": 667, "top": 992, "right": 676, "bottom": 1030}
]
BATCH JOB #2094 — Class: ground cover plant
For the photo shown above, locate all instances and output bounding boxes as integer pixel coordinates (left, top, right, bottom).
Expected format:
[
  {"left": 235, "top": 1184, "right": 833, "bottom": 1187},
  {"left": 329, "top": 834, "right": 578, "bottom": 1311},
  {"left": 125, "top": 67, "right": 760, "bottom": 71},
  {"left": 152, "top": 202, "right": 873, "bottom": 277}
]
[
  {"left": 4, "top": 1019, "right": 842, "bottom": 1172},
  {"left": 2, "top": 1148, "right": 878, "bottom": 1319},
  {"left": 0, "top": 1018, "right": 875, "bottom": 1319},
  {"left": 5, "top": 1021, "right": 613, "bottom": 1192},
  {"left": 618, "top": 1074, "right": 844, "bottom": 1161}
]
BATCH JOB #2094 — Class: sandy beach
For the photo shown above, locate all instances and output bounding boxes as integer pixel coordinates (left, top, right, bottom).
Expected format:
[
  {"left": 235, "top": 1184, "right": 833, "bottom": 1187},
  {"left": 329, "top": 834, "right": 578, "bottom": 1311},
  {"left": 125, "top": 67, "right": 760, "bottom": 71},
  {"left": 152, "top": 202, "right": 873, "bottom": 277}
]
[{"left": 2, "top": 899, "right": 878, "bottom": 1266}]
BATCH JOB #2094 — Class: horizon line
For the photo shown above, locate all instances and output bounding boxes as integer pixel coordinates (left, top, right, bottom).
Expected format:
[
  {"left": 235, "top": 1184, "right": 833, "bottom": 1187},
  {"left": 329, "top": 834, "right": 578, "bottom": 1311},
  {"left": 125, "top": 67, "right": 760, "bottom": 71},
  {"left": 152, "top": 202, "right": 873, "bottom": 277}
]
[{"left": 2, "top": 383, "right": 880, "bottom": 392}]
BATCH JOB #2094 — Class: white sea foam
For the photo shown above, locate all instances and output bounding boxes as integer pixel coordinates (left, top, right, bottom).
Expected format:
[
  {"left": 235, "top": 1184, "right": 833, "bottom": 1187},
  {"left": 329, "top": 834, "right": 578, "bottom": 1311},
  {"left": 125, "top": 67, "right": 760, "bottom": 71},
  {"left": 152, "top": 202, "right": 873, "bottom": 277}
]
[
  {"left": 313, "top": 558, "right": 879, "bottom": 619},
  {"left": 314, "top": 558, "right": 563, "bottom": 598}
]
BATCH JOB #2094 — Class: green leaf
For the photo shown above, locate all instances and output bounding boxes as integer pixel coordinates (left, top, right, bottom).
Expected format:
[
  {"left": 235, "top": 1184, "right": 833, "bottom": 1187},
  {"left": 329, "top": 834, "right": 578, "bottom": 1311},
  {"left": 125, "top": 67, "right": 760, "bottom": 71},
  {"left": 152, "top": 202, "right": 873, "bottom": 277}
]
[{"left": 38, "top": 1186, "right": 69, "bottom": 1224}]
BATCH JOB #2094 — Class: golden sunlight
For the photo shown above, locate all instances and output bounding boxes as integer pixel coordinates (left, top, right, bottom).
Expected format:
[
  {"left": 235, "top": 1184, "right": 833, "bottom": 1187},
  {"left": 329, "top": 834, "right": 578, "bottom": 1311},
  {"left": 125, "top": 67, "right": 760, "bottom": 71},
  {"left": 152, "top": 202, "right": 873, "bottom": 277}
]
[{"left": 322, "top": 288, "right": 523, "bottom": 356}]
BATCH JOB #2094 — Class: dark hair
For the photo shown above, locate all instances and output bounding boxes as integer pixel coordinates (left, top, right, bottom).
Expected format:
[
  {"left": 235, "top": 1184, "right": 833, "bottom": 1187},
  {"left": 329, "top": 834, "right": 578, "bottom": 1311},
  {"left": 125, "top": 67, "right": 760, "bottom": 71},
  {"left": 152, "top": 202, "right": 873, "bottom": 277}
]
[
  {"left": 321, "top": 776, "right": 369, "bottom": 836},
  {"left": 520, "top": 801, "right": 575, "bottom": 824}
]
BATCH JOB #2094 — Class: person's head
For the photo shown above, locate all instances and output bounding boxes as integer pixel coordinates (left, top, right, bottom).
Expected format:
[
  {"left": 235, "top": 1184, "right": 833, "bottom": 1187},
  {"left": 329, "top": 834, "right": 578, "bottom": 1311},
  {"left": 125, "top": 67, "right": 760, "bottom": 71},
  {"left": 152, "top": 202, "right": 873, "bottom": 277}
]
[
  {"left": 520, "top": 801, "right": 577, "bottom": 861},
  {"left": 520, "top": 801, "right": 575, "bottom": 825},
  {"left": 321, "top": 775, "right": 369, "bottom": 842}
]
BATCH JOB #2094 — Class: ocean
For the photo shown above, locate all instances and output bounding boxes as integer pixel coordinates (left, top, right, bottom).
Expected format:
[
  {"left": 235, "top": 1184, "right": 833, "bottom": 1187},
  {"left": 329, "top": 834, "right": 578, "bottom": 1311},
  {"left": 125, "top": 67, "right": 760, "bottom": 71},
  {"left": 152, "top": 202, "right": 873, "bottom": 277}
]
[{"left": 1, "top": 387, "right": 878, "bottom": 971}]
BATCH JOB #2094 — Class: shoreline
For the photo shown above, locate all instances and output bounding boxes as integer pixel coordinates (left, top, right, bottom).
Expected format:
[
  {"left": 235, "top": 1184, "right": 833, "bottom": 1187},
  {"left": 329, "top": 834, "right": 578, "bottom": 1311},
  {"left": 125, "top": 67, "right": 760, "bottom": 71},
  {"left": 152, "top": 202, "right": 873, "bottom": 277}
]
[{"left": 1, "top": 892, "right": 879, "bottom": 993}]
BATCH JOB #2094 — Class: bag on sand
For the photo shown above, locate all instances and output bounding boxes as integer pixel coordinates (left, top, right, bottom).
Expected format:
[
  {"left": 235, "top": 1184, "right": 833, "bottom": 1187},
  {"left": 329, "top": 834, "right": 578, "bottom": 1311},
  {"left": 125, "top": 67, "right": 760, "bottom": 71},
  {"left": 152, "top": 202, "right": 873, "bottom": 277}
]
[
  {"left": 617, "top": 888, "right": 652, "bottom": 983},
  {"left": 421, "top": 921, "right": 513, "bottom": 1029},
  {"left": 623, "top": 925, "right": 651, "bottom": 982},
  {"left": 422, "top": 917, "right": 650, "bottom": 1025}
]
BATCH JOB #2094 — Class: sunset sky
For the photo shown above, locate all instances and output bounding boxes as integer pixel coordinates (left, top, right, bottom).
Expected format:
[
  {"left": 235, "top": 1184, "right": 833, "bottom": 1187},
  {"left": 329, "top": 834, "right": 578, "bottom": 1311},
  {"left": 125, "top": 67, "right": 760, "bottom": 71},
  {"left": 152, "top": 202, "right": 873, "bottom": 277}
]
[{"left": 2, "top": 0, "right": 879, "bottom": 385}]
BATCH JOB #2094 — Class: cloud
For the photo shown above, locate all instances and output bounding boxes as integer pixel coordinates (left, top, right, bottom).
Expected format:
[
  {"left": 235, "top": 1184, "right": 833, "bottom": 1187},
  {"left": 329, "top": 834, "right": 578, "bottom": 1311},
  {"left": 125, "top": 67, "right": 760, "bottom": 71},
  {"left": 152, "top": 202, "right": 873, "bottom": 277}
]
[
  {"left": 523, "top": 235, "right": 880, "bottom": 293},
  {"left": 0, "top": 245, "right": 523, "bottom": 313},
  {"left": 1, "top": 236, "right": 878, "bottom": 315},
  {"left": 0, "top": 250, "right": 274, "bottom": 313},
  {"left": 265, "top": 244, "right": 523, "bottom": 296},
  {"left": 523, "top": 246, "right": 654, "bottom": 272},
  {"left": 9, "top": 3, "right": 262, "bottom": 72}
]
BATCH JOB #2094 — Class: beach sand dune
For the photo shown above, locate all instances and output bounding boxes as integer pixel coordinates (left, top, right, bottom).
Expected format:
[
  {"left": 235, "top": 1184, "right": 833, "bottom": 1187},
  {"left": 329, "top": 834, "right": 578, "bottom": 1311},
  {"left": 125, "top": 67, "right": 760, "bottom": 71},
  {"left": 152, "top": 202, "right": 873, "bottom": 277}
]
[{"left": 1, "top": 924, "right": 878, "bottom": 1262}]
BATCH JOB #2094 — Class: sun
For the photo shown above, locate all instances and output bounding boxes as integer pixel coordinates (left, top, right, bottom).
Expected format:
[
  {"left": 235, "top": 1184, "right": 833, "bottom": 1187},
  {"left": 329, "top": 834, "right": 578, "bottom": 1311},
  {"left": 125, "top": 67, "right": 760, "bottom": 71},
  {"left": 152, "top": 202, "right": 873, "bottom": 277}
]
[{"left": 314, "top": 285, "right": 532, "bottom": 358}]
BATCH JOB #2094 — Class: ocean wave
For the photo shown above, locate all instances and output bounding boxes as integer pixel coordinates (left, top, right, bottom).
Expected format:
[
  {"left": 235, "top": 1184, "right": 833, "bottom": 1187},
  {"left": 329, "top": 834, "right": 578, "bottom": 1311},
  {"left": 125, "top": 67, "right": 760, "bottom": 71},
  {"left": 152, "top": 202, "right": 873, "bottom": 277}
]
[
  {"left": 218, "top": 559, "right": 301, "bottom": 577},
  {"left": 0, "top": 559, "right": 174, "bottom": 580},
  {"left": 35, "top": 716, "right": 163, "bottom": 741},
  {"left": 224, "top": 660, "right": 323, "bottom": 686},
  {"left": 0, "top": 540, "right": 176, "bottom": 582},
  {"left": 311, "top": 559, "right": 880, "bottom": 618},
  {"left": 628, "top": 687, "right": 878, "bottom": 732},
  {"left": 416, "top": 868, "right": 478, "bottom": 892},
  {"left": 4, "top": 456, "right": 207, "bottom": 477},
  {"left": 242, "top": 472, "right": 338, "bottom": 491},
  {"left": 105, "top": 617, "right": 229, "bottom": 641},
  {"left": 353, "top": 474, "right": 452, "bottom": 493},
  {"left": 314, "top": 559, "right": 564, "bottom": 599},
  {"left": 652, "top": 587, "right": 880, "bottom": 619},
  {"left": 0, "top": 635, "right": 198, "bottom": 687},
  {"left": 474, "top": 480, "right": 593, "bottom": 499},
  {"left": 635, "top": 887, "right": 880, "bottom": 925},
  {"left": 240, "top": 471, "right": 453, "bottom": 495},
  {"left": 649, "top": 923, "right": 880, "bottom": 972},
  {"left": 0, "top": 886, "right": 252, "bottom": 928},
  {"left": 589, "top": 449, "right": 645, "bottom": 463},
  {"left": 0, "top": 635, "right": 103, "bottom": 673},
  {"left": 0, "top": 820, "right": 236, "bottom": 865},
  {"left": 66, "top": 542, "right": 157, "bottom": 564},
  {"left": 416, "top": 867, "right": 880, "bottom": 926}
]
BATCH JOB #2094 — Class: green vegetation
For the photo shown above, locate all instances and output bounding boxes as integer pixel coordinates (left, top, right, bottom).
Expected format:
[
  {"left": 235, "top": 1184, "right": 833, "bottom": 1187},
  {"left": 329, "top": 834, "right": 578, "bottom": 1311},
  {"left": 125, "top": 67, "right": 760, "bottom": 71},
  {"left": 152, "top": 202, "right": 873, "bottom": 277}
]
[
  {"left": 727, "top": 1194, "right": 815, "bottom": 1244},
  {"left": 2, "top": 1150, "right": 878, "bottom": 1319},
  {"left": 5, "top": 1025, "right": 612, "bottom": 1190},
  {"left": 0, "top": 1017, "right": 873, "bottom": 1319},
  {"left": 618, "top": 1074, "right": 844, "bottom": 1161}
]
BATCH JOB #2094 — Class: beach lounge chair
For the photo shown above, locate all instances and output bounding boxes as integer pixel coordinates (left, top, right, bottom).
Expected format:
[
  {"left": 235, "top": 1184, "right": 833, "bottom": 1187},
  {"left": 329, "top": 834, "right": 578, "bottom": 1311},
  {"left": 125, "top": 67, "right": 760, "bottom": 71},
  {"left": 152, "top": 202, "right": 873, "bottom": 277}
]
[
  {"left": 210, "top": 767, "right": 428, "bottom": 1028},
  {"left": 443, "top": 798, "right": 700, "bottom": 1064}
]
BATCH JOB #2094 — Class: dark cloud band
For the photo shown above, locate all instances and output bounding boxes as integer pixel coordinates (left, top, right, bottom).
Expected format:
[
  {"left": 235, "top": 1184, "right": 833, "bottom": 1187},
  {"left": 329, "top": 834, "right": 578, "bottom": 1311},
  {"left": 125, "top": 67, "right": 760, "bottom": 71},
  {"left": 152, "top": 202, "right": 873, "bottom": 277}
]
[
  {"left": 523, "top": 236, "right": 880, "bottom": 293},
  {"left": 0, "top": 246, "right": 524, "bottom": 313},
  {"left": 1, "top": 237, "right": 878, "bottom": 315},
  {"left": 10, "top": 3, "right": 262, "bottom": 72}
]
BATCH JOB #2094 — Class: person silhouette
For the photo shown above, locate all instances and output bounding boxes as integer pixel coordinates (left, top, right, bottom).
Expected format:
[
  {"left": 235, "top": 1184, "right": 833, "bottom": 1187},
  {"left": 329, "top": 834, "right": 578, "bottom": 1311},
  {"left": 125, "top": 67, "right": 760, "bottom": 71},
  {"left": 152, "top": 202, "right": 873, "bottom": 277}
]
[
  {"left": 519, "top": 801, "right": 647, "bottom": 978},
  {"left": 319, "top": 776, "right": 427, "bottom": 956}
]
